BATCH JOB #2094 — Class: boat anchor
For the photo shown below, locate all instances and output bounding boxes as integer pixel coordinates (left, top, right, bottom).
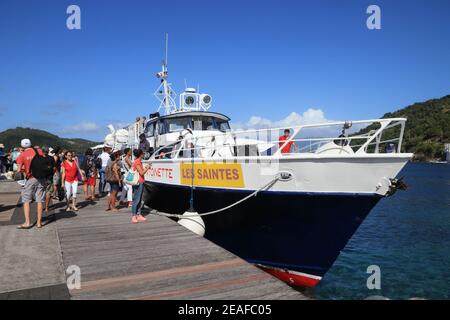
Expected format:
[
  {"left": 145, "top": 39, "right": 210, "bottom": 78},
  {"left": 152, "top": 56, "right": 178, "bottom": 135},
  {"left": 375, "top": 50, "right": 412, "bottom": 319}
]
[{"left": 386, "top": 177, "right": 408, "bottom": 197}]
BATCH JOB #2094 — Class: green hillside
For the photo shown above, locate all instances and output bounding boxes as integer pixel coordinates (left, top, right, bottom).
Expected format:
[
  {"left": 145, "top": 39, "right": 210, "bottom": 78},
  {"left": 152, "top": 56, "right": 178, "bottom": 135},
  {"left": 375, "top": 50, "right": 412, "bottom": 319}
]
[
  {"left": 355, "top": 94, "right": 450, "bottom": 161},
  {"left": 382, "top": 95, "right": 450, "bottom": 161},
  {"left": 0, "top": 127, "right": 100, "bottom": 154}
]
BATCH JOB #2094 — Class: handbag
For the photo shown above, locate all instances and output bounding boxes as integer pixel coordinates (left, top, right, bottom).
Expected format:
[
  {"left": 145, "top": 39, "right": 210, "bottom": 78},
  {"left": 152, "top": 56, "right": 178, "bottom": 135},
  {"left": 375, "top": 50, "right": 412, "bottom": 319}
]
[
  {"left": 105, "top": 164, "right": 118, "bottom": 183},
  {"left": 124, "top": 168, "right": 140, "bottom": 186},
  {"left": 58, "top": 186, "right": 66, "bottom": 201}
]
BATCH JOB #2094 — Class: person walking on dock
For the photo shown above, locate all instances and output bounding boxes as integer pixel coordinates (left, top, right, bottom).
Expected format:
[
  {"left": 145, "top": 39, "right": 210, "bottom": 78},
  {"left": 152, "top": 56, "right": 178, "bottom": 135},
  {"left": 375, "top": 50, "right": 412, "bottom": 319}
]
[
  {"left": 0, "top": 143, "right": 5, "bottom": 174},
  {"left": 49, "top": 147, "right": 62, "bottom": 200},
  {"left": 131, "top": 149, "right": 151, "bottom": 223},
  {"left": 15, "top": 139, "right": 47, "bottom": 229},
  {"left": 61, "top": 151, "right": 84, "bottom": 211},
  {"left": 106, "top": 151, "right": 122, "bottom": 212},
  {"left": 43, "top": 147, "right": 57, "bottom": 213},
  {"left": 81, "top": 148, "right": 99, "bottom": 201},
  {"left": 11, "top": 147, "right": 20, "bottom": 172},
  {"left": 98, "top": 147, "right": 111, "bottom": 195},
  {"left": 119, "top": 147, "right": 133, "bottom": 207}
]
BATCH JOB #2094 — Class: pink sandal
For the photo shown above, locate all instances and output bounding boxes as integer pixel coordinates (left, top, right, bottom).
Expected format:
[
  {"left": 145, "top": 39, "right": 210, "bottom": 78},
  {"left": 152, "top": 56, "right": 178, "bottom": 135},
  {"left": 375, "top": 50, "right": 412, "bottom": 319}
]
[{"left": 137, "top": 215, "right": 147, "bottom": 222}]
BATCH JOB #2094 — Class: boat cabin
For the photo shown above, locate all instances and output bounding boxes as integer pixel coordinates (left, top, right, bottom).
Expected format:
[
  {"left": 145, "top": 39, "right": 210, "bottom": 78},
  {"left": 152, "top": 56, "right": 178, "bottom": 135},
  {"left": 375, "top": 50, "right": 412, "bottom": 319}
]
[{"left": 144, "top": 111, "right": 231, "bottom": 154}]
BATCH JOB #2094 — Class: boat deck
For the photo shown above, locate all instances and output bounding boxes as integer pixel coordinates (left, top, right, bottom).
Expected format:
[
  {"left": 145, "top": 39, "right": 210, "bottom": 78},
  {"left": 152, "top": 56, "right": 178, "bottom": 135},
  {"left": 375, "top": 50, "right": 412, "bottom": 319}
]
[{"left": 0, "top": 181, "right": 308, "bottom": 300}]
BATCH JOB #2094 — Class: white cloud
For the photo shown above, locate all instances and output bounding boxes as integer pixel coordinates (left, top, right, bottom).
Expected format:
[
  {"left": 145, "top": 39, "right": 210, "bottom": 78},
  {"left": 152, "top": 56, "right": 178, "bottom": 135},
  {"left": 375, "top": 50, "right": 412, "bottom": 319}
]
[
  {"left": 232, "top": 108, "right": 332, "bottom": 130},
  {"left": 62, "top": 121, "right": 100, "bottom": 133}
]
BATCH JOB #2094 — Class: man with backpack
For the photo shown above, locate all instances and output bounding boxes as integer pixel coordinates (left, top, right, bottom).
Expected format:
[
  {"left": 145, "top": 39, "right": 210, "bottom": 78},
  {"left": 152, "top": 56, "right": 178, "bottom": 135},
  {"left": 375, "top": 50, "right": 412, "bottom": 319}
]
[{"left": 16, "top": 139, "right": 55, "bottom": 229}]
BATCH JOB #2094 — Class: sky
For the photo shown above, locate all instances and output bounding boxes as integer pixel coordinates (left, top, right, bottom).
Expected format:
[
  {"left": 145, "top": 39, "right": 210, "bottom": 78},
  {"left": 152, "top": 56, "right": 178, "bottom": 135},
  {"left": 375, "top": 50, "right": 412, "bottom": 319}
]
[{"left": 0, "top": 0, "right": 449, "bottom": 141}]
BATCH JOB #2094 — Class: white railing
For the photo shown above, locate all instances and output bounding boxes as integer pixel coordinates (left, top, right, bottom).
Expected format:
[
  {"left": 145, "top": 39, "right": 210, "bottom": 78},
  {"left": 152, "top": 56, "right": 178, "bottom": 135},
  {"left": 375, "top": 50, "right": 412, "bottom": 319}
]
[{"left": 149, "top": 118, "right": 407, "bottom": 160}]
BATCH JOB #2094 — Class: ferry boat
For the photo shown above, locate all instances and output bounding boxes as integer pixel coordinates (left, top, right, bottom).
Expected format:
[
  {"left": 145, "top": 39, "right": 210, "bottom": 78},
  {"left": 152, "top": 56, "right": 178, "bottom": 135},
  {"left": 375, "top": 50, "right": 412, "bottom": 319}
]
[{"left": 104, "top": 41, "right": 412, "bottom": 287}]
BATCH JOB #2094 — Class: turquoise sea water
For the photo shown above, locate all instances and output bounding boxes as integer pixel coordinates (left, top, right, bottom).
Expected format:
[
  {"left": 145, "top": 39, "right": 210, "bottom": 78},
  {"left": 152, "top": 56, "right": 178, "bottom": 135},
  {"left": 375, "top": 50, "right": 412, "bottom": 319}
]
[{"left": 307, "top": 162, "right": 450, "bottom": 300}]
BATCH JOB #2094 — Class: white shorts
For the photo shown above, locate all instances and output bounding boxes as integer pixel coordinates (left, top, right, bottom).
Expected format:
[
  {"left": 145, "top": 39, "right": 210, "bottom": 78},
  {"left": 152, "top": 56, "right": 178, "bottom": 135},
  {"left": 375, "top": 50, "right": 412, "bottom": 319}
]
[{"left": 65, "top": 181, "right": 78, "bottom": 199}]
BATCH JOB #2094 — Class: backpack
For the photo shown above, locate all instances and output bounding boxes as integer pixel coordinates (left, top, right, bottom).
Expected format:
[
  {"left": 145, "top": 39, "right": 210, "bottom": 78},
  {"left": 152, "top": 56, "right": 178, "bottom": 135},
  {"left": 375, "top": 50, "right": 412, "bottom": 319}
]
[
  {"left": 94, "top": 156, "right": 102, "bottom": 169},
  {"left": 81, "top": 155, "right": 95, "bottom": 176},
  {"left": 80, "top": 157, "right": 89, "bottom": 172},
  {"left": 30, "top": 148, "right": 54, "bottom": 179}
]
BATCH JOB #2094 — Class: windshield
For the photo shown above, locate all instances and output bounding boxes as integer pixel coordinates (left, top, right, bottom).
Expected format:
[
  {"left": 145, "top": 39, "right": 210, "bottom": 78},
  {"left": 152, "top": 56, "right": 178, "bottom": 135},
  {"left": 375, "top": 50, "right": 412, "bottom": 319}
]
[
  {"left": 161, "top": 115, "right": 231, "bottom": 133},
  {"left": 193, "top": 117, "right": 215, "bottom": 131},
  {"left": 216, "top": 120, "right": 231, "bottom": 132},
  {"left": 166, "top": 117, "right": 191, "bottom": 132},
  {"left": 145, "top": 122, "right": 156, "bottom": 137}
]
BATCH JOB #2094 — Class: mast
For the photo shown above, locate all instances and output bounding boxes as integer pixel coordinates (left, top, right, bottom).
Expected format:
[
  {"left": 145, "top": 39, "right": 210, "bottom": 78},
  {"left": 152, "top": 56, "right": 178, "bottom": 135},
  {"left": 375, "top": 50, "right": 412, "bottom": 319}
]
[{"left": 154, "top": 33, "right": 177, "bottom": 114}]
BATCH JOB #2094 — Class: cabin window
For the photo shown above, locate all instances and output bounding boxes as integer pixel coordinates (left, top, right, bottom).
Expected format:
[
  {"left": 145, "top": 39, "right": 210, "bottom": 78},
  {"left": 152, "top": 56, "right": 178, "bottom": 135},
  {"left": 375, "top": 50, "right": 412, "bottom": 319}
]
[
  {"left": 216, "top": 120, "right": 231, "bottom": 132},
  {"left": 145, "top": 122, "right": 156, "bottom": 137},
  {"left": 166, "top": 117, "right": 191, "bottom": 132},
  {"left": 193, "top": 117, "right": 215, "bottom": 131},
  {"left": 158, "top": 120, "right": 166, "bottom": 134}
]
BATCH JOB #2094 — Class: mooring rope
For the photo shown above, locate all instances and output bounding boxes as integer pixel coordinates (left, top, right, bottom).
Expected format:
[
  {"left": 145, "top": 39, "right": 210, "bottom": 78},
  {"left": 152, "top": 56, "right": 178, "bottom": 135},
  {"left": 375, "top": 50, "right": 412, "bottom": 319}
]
[{"left": 150, "top": 175, "right": 280, "bottom": 219}]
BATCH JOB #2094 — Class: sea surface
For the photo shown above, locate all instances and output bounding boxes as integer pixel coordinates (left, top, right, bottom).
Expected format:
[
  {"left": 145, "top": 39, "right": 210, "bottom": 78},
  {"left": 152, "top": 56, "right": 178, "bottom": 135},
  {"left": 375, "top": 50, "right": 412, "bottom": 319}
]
[{"left": 306, "top": 162, "right": 450, "bottom": 300}]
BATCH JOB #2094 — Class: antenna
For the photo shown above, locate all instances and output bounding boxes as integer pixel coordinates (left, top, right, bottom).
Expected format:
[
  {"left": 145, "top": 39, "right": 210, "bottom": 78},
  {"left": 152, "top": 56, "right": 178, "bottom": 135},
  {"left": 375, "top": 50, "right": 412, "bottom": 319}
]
[
  {"left": 165, "top": 33, "right": 169, "bottom": 66},
  {"left": 154, "top": 33, "right": 177, "bottom": 114}
]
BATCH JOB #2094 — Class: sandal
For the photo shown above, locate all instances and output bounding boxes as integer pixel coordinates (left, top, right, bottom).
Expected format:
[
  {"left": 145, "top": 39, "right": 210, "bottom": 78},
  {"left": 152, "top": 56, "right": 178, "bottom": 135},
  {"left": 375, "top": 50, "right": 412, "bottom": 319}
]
[{"left": 17, "top": 224, "right": 33, "bottom": 230}]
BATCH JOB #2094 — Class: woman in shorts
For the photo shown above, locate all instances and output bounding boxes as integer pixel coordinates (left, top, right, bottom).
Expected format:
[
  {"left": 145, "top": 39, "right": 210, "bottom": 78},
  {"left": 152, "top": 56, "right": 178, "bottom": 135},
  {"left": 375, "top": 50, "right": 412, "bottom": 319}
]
[
  {"left": 106, "top": 152, "right": 122, "bottom": 212},
  {"left": 82, "top": 148, "right": 98, "bottom": 201}
]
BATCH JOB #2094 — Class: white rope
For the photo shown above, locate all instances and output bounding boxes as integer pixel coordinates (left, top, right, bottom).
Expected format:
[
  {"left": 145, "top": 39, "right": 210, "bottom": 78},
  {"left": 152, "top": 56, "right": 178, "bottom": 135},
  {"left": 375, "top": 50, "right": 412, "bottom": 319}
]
[{"left": 151, "top": 176, "right": 280, "bottom": 218}]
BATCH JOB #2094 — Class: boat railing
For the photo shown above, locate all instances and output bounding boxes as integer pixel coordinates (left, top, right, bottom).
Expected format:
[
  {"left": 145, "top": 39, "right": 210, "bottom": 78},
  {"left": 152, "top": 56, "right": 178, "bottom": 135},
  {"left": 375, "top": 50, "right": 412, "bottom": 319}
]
[{"left": 149, "top": 118, "right": 407, "bottom": 160}]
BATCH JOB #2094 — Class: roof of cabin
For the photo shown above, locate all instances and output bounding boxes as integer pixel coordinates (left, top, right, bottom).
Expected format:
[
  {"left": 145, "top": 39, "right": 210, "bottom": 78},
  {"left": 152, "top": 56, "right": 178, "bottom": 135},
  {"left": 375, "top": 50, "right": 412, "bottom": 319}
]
[{"left": 149, "top": 111, "right": 230, "bottom": 122}]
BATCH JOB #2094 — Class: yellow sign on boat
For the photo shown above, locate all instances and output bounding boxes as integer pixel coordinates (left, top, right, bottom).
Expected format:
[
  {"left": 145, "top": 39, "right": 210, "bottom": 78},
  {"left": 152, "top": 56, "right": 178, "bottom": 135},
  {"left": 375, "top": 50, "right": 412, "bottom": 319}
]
[{"left": 180, "top": 163, "right": 245, "bottom": 188}]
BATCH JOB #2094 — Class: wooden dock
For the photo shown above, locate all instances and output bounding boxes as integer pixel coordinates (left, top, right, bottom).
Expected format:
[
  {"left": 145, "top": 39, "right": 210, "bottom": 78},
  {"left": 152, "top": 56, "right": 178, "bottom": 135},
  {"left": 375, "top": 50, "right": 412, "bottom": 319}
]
[{"left": 0, "top": 181, "right": 308, "bottom": 300}]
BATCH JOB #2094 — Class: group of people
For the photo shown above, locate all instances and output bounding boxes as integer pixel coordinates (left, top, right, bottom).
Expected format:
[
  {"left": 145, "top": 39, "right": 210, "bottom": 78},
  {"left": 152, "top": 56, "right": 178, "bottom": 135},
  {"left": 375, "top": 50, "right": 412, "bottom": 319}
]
[
  {"left": 9, "top": 127, "right": 297, "bottom": 230},
  {"left": 14, "top": 138, "right": 151, "bottom": 229},
  {"left": 0, "top": 144, "right": 23, "bottom": 175},
  {"left": 97, "top": 146, "right": 150, "bottom": 223}
]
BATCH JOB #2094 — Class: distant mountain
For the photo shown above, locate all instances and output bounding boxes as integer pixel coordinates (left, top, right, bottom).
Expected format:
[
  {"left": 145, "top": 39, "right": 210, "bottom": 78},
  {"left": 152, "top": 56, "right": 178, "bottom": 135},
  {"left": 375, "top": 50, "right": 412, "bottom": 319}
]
[
  {"left": 0, "top": 127, "right": 100, "bottom": 154},
  {"left": 356, "top": 95, "right": 450, "bottom": 161}
]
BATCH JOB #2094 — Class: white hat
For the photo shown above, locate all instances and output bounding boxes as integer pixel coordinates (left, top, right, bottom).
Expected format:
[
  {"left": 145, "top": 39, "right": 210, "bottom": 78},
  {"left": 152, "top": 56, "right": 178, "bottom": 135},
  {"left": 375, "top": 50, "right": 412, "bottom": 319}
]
[{"left": 21, "top": 139, "right": 31, "bottom": 148}]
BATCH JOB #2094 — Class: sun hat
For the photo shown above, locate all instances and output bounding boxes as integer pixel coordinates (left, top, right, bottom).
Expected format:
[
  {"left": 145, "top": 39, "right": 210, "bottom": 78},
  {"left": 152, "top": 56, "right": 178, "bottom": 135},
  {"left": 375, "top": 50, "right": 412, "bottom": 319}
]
[{"left": 21, "top": 139, "right": 31, "bottom": 148}]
